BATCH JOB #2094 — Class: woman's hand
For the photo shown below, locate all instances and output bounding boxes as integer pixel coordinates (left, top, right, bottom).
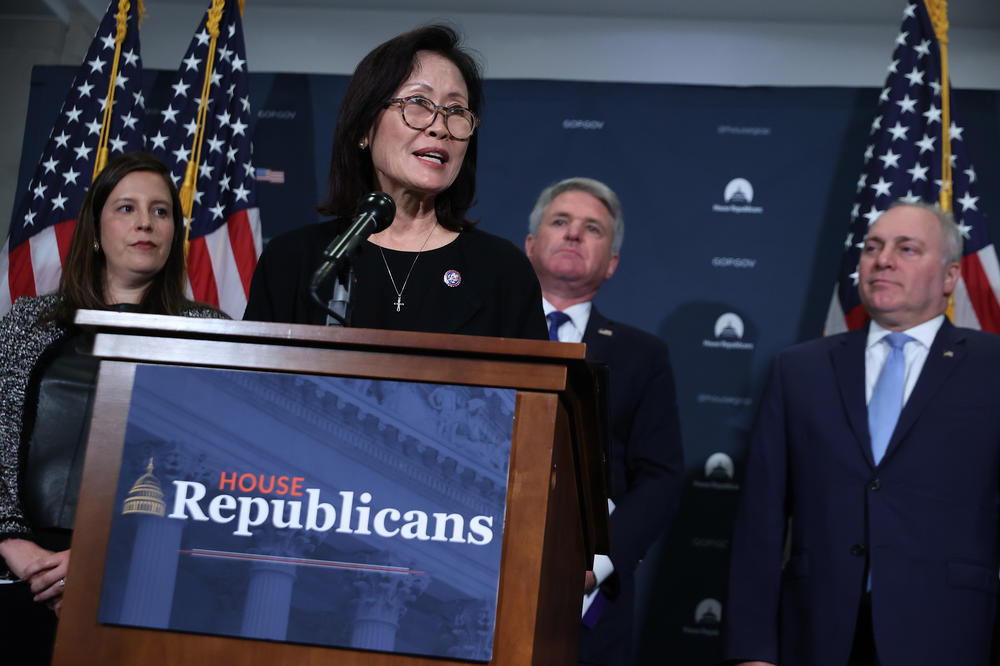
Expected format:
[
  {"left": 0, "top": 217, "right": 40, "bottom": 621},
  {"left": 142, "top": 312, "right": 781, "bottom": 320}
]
[
  {"left": 24, "top": 548, "right": 70, "bottom": 611},
  {"left": 0, "top": 537, "right": 53, "bottom": 580}
]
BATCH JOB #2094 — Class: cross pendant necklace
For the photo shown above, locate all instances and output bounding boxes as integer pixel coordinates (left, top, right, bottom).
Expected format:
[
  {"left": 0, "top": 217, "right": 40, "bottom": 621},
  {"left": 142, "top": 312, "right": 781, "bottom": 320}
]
[{"left": 378, "top": 223, "right": 437, "bottom": 313}]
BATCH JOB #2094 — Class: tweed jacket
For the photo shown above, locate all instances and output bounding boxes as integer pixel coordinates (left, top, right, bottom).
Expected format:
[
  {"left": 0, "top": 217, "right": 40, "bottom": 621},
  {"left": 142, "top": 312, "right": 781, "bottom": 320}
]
[{"left": 0, "top": 295, "right": 223, "bottom": 543}]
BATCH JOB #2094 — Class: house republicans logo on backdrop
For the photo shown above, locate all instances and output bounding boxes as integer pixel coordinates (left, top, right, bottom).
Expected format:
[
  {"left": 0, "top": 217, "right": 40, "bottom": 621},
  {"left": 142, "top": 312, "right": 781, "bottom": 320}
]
[
  {"left": 712, "top": 177, "right": 764, "bottom": 215},
  {"left": 702, "top": 312, "right": 754, "bottom": 351},
  {"left": 682, "top": 598, "right": 723, "bottom": 637},
  {"left": 693, "top": 452, "right": 739, "bottom": 491}
]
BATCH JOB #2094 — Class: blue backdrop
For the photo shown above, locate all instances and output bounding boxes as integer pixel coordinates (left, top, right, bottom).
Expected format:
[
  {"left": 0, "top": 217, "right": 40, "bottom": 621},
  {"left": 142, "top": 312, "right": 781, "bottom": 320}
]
[{"left": 16, "top": 66, "right": 1000, "bottom": 663}]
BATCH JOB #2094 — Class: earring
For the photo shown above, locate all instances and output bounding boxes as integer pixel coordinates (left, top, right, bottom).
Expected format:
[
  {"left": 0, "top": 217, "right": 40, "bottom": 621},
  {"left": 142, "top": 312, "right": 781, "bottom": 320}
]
[
  {"left": 93, "top": 239, "right": 100, "bottom": 253},
  {"left": 358, "top": 139, "right": 368, "bottom": 149}
]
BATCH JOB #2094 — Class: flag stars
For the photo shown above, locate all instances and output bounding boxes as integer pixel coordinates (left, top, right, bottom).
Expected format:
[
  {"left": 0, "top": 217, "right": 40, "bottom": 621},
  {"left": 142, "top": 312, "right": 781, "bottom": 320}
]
[
  {"left": 895, "top": 31, "right": 909, "bottom": 47},
  {"left": 929, "top": 80, "right": 941, "bottom": 96},
  {"left": 240, "top": 96, "right": 250, "bottom": 113},
  {"left": 887, "top": 122, "right": 909, "bottom": 142},
  {"left": 123, "top": 48, "right": 139, "bottom": 67},
  {"left": 957, "top": 192, "right": 979, "bottom": 212},
  {"left": 32, "top": 183, "right": 47, "bottom": 199},
  {"left": 844, "top": 232, "right": 854, "bottom": 249},
  {"left": 115, "top": 73, "right": 129, "bottom": 89},
  {"left": 913, "top": 39, "right": 931, "bottom": 58},
  {"left": 210, "top": 71, "right": 223, "bottom": 87},
  {"left": 900, "top": 190, "right": 921, "bottom": 204},
  {"left": 896, "top": 94, "right": 917, "bottom": 114},
  {"left": 133, "top": 91, "right": 145, "bottom": 108},
  {"left": 903, "top": 67, "right": 924, "bottom": 87},
  {"left": 922, "top": 104, "right": 942, "bottom": 124},
  {"left": 232, "top": 183, "right": 250, "bottom": 202},
  {"left": 903, "top": 3, "right": 916, "bottom": 19},
  {"left": 965, "top": 166, "right": 977, "bottom": 183},
  {"left": 878, "top": 149, "right": 901, "bottom": 169},
  {"left": 77, "top": 81, "right": 94, "bottom": 98},
  {"left": 870, "top": 177, "right": 893, "bottom": 198},
  {"left": 41, "top": 157, "right": 59, "bottom": 174},
  {"left": 50, "top": 193, "right": 68, "bottom": 211},
  {"left": 199, "top": 162, "right": 215, "bottom": 180},
  {"left": 209, "top": 201, "right": 226, "bottom": 220},
  {"left": 161, "top": 105, "right": 179, "bottom": 123},
  {"left": 227, "top": 23, "right": 235, "bottom": 38},
  {"left": 184, "top": 119, "right": 199, "bottom": 137},
  {"left": 109, "top": 134, "right": 127, "bottom": 153},
  {"left": 870, "top": 115, "right": 883, "bottom": 133},
  {"left": 956, "top": 221, "right": 972, "bottom": 239},
  {"left": 24, "top": 210, "right": 37, "bottom": 227},
  {"left": 851, "top": 203, "right": 860, "bottom": 220},
  {"left": 63, "top": 167, "right": 80, "bottom": 185},
  {"left": 231, "top": 118, "right": 248, "bottom": 136},
  {"left": 949, "top": 123, "right": 964, "bottom": 141},
  {"left": 172, "top": 80, "right": 191, "bottom": 98},
  {"left": 863, "top": 206, "right": 883, "bottom": 226},
  {"left": 226, "top": 145, "right": 238, "bottom": 163},
  {"left": 231, "top": 54, "right": 245, "bottom": 72},
  {"left": 99, "top": 34, "right": 116, "bottom": 50},
  {"left": 87, "top": 56, "right": 106, "bottom": 73},
  {"left": 65, "top": 106, "right": 82, "bottom": 123},
  {"left": 54, "top": 131, "right": 70, "bottom": 148},
  {"left": 207, "top": 135, "right": 224, "bottom": 153},
  {"left": 172, "top": 146, "right": 188, "bottom": 163},
  {"left": 195, "top": 29, "right": 210, "bottom": 46},
  {"left": 73, "top": 144, "right": 93, "bottom": 161},
  {"left": 887, "top": 59, "right": 900, "bottom": 74},
  {"left": 906, "top": 163, "right": 929, "bottom": 182},
  {"left": 856, "top": 173, "right": 867, "bottom": 192},
  {"left": 849, "top": 268, "right": 860, "bottom": 286},
  {"left": 217, "top": 45, "right": 232, "bottom": 62},
  {"left": 219, "top": 174, "right": 231, "bottom": 192},
  {"left": 217, "top": 110, "right": 231, "bottom": 127},
  {"left": 149, "top": 131, "right": 168, "bottom": 150},
  {"left": 183, "top": 54, "right": 202, "bottom": 71},
  {"left": 915, "top": 133, "right": 936, "bottom": 154},
  {"left": 879, "top": 86, "right": 891, "bottom": 103},
  {"left": 243, "top": 161, "right": 254, "bottom": 178},
  {"left": 121, "top": 112, "right": 138, "bottom": 130}
]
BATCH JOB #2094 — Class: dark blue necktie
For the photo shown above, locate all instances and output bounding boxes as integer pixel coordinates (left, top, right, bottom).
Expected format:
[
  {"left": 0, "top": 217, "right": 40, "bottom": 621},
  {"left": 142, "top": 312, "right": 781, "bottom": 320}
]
[
  {"left": 547, "top": 311, "right": 571, "bottom": 341},
  {"left": 868, "top": 332, "right": 913, "bottom": 465}
]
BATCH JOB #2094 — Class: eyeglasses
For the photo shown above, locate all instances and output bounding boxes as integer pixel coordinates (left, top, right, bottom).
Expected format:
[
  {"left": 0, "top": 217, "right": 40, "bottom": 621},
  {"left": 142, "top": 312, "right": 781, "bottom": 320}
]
[{"left": 385, "top": 95, "right": 480, "bottom": 141}]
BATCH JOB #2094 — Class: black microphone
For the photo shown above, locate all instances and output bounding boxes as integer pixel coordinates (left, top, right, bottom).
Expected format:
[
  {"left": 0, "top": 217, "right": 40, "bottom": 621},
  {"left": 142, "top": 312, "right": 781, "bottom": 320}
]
[{"left": 310, "top": 191, "right": 395, "bottom": 324}]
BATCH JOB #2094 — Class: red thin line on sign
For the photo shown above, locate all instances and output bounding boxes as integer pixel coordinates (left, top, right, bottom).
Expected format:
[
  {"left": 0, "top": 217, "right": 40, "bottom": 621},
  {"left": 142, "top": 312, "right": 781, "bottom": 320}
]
[{"left": 178, "top": 548, "right": 424, "bottom": 574}]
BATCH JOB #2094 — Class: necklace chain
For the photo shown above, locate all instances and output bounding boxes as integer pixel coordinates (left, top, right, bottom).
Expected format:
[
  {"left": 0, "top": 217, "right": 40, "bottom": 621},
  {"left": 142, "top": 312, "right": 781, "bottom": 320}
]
[{"left": 378, "top": 224, "right": 437, "bottom": 312}]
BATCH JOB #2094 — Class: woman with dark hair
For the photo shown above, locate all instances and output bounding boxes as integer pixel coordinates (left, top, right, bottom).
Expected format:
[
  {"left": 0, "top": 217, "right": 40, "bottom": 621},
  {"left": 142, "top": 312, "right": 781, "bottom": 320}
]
[
  {"left": 244, "top": 25, "right": 547, "bottom": 339},
  {"left": 0, "top": 151, "right": 224, "bottom": 663}
]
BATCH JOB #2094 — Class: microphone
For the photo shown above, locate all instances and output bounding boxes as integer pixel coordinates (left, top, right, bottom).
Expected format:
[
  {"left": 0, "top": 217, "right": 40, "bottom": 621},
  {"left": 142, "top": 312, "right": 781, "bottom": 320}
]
[{"left": 310, "top": 191, "right": 395, "bottom": 324}]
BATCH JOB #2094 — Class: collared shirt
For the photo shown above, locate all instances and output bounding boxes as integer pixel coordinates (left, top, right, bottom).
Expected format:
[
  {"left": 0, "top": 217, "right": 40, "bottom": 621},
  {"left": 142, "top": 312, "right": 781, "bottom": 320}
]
[
  {"left": 541, "top": 298, "right": 591, "bottom": 343},
  {"left": 864, "top": 314, "right": 945, "bottom": 405}
]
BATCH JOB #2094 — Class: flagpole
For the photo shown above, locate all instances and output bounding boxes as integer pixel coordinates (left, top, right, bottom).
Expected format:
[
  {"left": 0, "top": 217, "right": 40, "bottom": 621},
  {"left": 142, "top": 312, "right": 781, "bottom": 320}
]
[
  {"left": 179, "top": 0, "right": 227, "bottom": 257},
  {"left": 93, "top": 0, "right": 141, "bottom": 180},
  {"left": 924, "top": 0, "right": 952, "bottom": 211}
]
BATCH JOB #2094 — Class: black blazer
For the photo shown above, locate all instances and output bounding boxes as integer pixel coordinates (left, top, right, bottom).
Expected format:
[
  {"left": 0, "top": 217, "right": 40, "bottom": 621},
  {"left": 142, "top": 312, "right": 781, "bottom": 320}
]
[{"left": 579, "top": 306, "right": 685, "bottom": 665}]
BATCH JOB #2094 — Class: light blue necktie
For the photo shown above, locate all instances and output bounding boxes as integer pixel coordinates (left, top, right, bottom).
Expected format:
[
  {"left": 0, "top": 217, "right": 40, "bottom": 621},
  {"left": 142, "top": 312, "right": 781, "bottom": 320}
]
[
  {"left": 868, "top": 332, "right": 913, "bottom": 465},
  {"left": 547, "top": 311, "right": 571, "bottom": 342}
]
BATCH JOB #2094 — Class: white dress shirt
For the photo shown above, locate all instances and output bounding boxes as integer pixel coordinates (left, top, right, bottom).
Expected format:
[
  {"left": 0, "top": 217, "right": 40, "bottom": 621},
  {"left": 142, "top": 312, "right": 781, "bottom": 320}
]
[{"left": 864, "top": 314, "right": 945, "bottom": 406}]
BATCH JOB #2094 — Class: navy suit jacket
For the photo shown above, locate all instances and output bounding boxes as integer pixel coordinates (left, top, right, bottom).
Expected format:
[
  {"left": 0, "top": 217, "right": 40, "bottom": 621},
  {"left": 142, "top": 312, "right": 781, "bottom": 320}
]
[
  {"left": 724, "top": 320, "right": 1000, "bottom": 666},
  {"left": 578, "top": 306, "right": 685, "bottom": 665}
]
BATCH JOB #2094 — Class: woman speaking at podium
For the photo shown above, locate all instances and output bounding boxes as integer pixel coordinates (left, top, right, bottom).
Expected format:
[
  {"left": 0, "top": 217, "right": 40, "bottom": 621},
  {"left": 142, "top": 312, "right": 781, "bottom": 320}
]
[
  {"left": 0, "top": 152, "right": 224, "bottom": 663},
  {"left": 244, "top": 25, "right": 547, "bottom": 340}
]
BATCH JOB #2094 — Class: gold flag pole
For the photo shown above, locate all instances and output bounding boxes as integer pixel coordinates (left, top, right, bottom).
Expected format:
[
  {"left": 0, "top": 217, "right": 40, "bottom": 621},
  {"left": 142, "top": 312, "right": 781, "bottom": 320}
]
[
  {"left": 924, "top": 0, "right": 952, "bottom": 211},
  {"left": 93, "top": 0, "right": 143, "bottom": 180},
  {"left": 179, "top": 0, "right": 228, "bottom": 258}
]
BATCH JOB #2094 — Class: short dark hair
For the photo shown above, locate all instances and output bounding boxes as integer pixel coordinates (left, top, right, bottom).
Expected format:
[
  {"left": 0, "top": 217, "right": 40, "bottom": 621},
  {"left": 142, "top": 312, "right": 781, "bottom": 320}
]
[
  {"left": 317, "top": 24, "right": 483, "bottom": 231},
  {"left": 51, "top": 151, "right": 192, "bottom": 323}
]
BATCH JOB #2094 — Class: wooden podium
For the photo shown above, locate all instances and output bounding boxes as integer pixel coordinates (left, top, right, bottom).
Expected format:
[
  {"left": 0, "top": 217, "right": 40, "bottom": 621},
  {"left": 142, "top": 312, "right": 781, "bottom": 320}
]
[{"left": 53, "top": 311, "right": 610, "bottom": 666}]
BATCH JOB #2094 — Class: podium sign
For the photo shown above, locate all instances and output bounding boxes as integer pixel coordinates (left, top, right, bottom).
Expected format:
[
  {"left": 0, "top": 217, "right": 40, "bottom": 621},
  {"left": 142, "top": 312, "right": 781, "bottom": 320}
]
[{"left": 97, "top": 364, "right": 513, "bottom": 662}]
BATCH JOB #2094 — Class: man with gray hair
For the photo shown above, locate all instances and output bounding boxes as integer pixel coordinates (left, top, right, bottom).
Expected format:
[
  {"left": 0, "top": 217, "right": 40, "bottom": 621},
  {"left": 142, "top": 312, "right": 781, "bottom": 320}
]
[
  {"left": 724, "top": 201, "right": 1000, "bottom": 666},
  {"left": 525, "top": 177, "right": 684, "bottom": 665}
]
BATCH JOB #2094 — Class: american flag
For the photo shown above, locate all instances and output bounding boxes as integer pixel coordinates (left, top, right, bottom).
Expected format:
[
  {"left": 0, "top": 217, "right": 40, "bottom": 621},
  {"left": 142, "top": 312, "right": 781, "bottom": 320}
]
[
  {"left": 824, "top": 0, "right": 1000, "bottom": 334},
  {"left": 147, "top": 0, "right": 261, "bottom": 318},
  {"left": 0, "top": 0, "right": 145, "bottom": 315}
]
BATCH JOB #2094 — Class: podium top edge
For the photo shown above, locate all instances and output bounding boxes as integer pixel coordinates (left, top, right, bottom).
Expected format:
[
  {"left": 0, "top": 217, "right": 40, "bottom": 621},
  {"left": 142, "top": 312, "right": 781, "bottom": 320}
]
[{"left": 73, "top": 309, "right": 587, "bottom": 361}]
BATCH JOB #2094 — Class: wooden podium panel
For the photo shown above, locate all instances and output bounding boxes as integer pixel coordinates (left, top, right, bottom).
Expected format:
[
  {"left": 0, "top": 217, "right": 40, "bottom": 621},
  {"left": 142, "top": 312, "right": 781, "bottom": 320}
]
[{"left": 53, "top": 312, "right": 609, "bottom": 666}]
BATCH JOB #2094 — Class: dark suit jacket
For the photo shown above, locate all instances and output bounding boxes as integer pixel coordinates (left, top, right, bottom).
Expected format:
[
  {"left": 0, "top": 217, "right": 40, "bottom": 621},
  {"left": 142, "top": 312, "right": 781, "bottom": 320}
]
[
  {"left": 724, "top": 320, "right": 1000, "bottom": 666},
  {"left": 579, "top": 306, "right": 685, "bottom": 665}
]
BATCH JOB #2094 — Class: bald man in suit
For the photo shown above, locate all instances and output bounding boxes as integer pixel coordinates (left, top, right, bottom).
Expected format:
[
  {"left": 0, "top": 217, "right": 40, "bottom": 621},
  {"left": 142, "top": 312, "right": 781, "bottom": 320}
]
[{"left": 724, "top": 202, "right": 1000, "bottom": 666}]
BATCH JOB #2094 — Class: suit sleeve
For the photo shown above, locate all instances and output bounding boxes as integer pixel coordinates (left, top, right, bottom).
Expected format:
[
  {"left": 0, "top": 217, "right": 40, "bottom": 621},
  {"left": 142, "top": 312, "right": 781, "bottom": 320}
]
[
  {"left": 606, "top": 340, "right": 684, "bottom": 574},
  {"left": 722, "top": 353, "right": 790, "bottom": 664},
  {"left": 243, "top": 240, "right": 281, "bottom": 322}
]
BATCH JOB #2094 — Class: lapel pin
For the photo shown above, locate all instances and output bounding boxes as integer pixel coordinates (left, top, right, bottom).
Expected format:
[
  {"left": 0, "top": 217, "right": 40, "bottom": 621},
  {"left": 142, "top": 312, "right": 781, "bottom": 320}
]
[
  {"left": 943, "top": 350, "right": 954, "bottom": 358},
  {"left": 443, "top": 270, "right": 461, "bottom": 287},
  {"left": 598, "top": 328, "right": 613, "bottom": 336}
]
